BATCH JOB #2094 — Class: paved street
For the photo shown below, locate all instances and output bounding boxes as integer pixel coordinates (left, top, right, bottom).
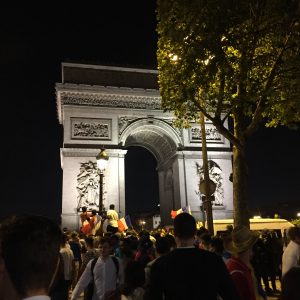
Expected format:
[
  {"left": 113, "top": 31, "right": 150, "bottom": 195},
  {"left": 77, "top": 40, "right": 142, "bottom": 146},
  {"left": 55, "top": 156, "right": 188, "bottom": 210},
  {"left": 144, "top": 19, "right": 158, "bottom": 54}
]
[
  {"left": 69, "top": 280, "right": 282, "bottom": 299},
  {"left": 266, "top": 280, "right": 281, "bottom": 300}
]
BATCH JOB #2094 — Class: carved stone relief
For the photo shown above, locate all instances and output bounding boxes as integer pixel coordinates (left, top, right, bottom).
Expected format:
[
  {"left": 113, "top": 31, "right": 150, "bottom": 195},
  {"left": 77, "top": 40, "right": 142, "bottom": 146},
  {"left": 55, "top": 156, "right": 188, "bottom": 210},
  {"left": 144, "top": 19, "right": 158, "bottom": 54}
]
[
  {"left": 118, "top": 116, "right": 138, "bottom": 137},
  {"left": 196, "top": 160, "right": 224, "bottom": 206},
  {"left": 76, "top": 161, "right": 105, "bottom": 210},
  {"left": 61, "top": 92, "right": 161, "bottom": 110},
  {"left": 118, "top": 116, "right": 182, "bottom": 139},
  {"left": 162, "top": 118, "right": 183, "bottom": 138}
]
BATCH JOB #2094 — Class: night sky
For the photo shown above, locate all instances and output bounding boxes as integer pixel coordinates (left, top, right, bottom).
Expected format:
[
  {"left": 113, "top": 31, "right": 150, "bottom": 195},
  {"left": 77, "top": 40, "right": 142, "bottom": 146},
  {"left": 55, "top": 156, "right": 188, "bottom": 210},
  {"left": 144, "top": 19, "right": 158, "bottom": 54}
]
[{"left": 1, "top": 2, "right": 299, "bottom": 224}]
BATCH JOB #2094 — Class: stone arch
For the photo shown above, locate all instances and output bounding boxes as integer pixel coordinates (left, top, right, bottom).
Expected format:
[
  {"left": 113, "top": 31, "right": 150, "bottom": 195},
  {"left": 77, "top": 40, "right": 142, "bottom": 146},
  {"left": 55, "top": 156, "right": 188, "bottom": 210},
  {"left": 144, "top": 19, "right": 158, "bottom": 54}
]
[
  {"left": 57, "top": 63, "right": 233, "bottom": 229},
  {"left": 119, "top": 117, "right": 181, "bottom": 167},
  {"left": 120, "top": 117, "right": 183, "bottom": 224}
]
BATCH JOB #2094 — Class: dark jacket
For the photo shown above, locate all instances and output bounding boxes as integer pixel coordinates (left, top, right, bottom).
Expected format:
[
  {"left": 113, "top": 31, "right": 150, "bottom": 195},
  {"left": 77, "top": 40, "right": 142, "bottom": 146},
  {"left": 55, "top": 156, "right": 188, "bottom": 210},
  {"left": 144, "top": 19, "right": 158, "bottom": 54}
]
[{"left": 144, "top": 247, "right": 240, "bottom": 300}]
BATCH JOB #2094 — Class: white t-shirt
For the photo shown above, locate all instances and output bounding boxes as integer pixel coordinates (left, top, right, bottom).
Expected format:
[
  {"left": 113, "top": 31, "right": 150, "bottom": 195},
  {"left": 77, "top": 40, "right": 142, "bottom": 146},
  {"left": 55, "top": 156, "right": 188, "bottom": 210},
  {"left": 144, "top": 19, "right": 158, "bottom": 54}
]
[
  {"left": 71, "top": 256, "right": 124, "bottom": 300},
  {"left": 282, "top": 240, "right": 300, "bottom": 276},
  {"left": 107, "top": 209, "right": 119, "bottom": 228}
]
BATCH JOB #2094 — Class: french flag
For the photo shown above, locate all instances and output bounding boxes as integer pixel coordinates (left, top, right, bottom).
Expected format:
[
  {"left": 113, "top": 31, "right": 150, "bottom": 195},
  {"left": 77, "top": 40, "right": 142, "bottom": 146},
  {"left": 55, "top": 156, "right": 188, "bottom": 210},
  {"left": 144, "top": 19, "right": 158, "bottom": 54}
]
[
  {"left": 118, "top": 218, "right": 128, "bottom": 232},
  {"left": 117, "top": 215, "right": 133, "bottom": 231},
  {"left": 171, "top": 206, "right": 191, "bottom": 219}
]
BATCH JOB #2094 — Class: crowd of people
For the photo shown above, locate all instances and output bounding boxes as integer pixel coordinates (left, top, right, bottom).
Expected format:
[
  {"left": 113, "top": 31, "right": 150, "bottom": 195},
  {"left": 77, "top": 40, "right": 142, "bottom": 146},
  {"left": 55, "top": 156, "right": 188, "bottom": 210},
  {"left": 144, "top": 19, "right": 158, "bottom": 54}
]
[{"left": 0, "top": 209, "right": 299, "bottom": 300}]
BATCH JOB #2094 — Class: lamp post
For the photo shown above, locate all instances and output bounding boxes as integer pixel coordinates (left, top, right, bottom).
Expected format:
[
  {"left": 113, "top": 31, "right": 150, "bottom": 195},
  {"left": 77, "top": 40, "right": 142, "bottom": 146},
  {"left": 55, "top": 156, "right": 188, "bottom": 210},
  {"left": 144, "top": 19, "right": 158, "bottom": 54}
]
[
  {"left": 199, "top": 111, "right": 215, "bottom": 235},
  {"left": 96, "top": 148, "right": 109, "bottom": 214}
]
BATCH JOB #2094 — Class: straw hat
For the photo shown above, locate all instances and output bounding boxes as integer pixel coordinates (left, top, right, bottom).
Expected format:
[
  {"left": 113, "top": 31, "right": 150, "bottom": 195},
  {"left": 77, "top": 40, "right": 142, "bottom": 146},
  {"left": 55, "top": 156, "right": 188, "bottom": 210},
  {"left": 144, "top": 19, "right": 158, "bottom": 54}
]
[{"left": 224, "top": 225, "right": 259, "bottom": 254}]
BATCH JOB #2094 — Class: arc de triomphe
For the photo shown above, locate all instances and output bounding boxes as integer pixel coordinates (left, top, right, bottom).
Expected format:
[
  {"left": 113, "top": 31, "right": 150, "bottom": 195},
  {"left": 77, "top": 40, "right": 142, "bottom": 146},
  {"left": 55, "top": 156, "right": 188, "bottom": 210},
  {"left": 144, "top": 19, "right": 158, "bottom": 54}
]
[{"left": 56, "top": 63, "right": 233, "bottom": 229}]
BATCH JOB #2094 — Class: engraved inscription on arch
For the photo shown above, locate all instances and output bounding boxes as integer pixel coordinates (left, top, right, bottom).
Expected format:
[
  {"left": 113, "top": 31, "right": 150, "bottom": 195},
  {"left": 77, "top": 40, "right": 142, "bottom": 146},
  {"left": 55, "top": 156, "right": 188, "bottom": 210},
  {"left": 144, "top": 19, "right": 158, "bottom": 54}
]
[
  {"left": 71, "top": 118, "right": 112, "bottom": 140},
  {"left": 189, "top": 123, "right": 223, "bottom": 143}
]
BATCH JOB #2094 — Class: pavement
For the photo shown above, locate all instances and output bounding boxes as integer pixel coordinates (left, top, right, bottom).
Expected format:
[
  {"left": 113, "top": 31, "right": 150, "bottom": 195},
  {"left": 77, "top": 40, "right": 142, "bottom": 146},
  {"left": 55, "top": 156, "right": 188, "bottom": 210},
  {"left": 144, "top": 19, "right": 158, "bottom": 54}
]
[
  {"left": 266, "top": 280, "right": 281, "bottom": 300},
  {"left": 69, "top": 280, "right": 282, "bottom": 300}
]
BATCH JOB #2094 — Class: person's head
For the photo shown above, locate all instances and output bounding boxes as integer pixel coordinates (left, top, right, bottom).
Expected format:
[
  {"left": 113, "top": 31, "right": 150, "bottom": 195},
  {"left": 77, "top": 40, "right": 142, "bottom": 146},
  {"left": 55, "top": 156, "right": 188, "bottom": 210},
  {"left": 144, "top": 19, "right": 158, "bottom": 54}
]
[
  {"left": 109, "top": 204, "right": 115, "bottom": 210},
  {"left": 138, "top": 235, "right": 153, "bottom": 253},
  {"left": 287, "top": 226, "right": 300, "bottom": 245},
  {"left": 85, "top": 236, "right": 95, "bottom": 249},
  {"left": 91, "top": 209, "right": 97, "bottom": 216},
  {"left": 224, "top": 225, "right": 259, "bottom": 260},
  {"left": 71, "top": 231, "right": 79, "bottom": 241},
  {"left": 199, "top": 232, "right": 212, "bottom": 250},
  {"left": 164, "top": 233, "right": 177, "bottom": 250},
  {"left": 155, "top": 236, "right": 171, "bottom": 256},
  {"left": 0, "top": 214, "right": 62, "bottom": 298},
  {"left": 82, "top": 206, "right": 87, "bottom": 212},
  {"left": 98, "top": 237, "right": 112, "bottom": 259},
  {"left": 61, "top": 233, "right": 69, "bottom": 247},
  {"left": 280, "top": 267, "right": 300, "bottom": 300},
  {"left": 226, "top": 224, "right": 233, "bottom": 233},
  {"left": 209, "top": 236, "right": 224, "bottom": 255},
  {"left": 174, "top": 213, "right": 196, "bottom": 241}
]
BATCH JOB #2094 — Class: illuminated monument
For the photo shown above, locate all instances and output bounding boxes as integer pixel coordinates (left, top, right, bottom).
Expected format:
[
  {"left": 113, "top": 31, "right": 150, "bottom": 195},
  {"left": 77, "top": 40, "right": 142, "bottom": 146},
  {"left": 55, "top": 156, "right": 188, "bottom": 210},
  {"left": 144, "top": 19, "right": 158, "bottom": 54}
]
[{"left": 56, "top": 63, "right": 233, "bottom": 229}]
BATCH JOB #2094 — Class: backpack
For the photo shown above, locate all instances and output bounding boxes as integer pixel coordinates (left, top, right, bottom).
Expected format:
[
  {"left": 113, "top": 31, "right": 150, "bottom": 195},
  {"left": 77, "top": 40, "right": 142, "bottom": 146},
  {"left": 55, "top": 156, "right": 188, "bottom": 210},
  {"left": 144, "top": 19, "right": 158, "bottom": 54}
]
[{"left": 85, "top": 256, "right": 119, "bottom": 300}]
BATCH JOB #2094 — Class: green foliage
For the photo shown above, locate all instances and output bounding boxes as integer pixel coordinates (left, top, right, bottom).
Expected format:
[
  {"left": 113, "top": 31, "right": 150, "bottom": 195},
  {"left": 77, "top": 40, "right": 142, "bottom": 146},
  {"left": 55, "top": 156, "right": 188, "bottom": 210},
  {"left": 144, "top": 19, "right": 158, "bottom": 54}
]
[
  {"left": 291, "top": 219, "right": 300, "bottom": 226},
  {"left": 157, "top": 0, "right": 300, "bottom": 142}
]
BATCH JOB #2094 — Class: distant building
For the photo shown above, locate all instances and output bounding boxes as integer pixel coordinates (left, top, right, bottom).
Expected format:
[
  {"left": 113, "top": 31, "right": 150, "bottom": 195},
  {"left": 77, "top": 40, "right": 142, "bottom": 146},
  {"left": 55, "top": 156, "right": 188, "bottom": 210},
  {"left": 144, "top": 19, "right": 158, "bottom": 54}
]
[{"left": 153, "top": 214, "right": 161, "bottom": 229}]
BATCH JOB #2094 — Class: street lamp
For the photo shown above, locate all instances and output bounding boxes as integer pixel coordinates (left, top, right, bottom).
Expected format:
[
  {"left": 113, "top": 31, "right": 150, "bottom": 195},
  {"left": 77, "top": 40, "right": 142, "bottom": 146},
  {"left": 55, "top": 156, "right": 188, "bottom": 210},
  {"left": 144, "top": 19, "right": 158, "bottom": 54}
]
[
  {"left": 140, "top": 220, "right": 146, "bottom": 230},
  {"left": 96, "top": 148, "right": 109, "bottom": 214}
]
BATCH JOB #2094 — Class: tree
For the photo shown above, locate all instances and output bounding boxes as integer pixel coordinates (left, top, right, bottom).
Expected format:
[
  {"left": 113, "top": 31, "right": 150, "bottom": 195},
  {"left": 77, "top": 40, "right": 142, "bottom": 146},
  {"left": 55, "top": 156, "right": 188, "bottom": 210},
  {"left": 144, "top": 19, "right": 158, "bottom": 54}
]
[{"left": 157, "top": 0, "right": 300, "bottom": 227}]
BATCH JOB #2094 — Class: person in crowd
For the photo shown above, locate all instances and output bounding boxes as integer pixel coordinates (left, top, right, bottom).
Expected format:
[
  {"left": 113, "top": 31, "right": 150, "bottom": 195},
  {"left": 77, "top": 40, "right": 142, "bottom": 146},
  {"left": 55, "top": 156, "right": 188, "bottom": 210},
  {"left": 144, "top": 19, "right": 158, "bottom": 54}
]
[
  {"left": 225, "top": 225, "right": 261, "bottom": 300},
  {"left": 80, "top": 206, "right": 89, "bottom": 225},
  {"left": 226, "top": 224, "right": 234, "bottom": 234},
  {"left": 71, "top": 236, "right": 124, "bottom": 300},
  {"left": 0, "top": 214, "right": 62, "bottom": 300},
  {"left": 118, "top": 236, "right": 136, "bottom": 270},
  {"left": 194, "top": 226, "right": 208, "bottom": 248},
  {"left": 281, "top": 226, "right": 300, "bottom": 277},
  {"left": 78, "top": 236, "right": 99, "bottom": 300},
  {"left": 69, "top": 231, "right": 82, "bottom": 289},
  {"left": 134, "top": 235, "right": 155, "bottom": 268},
  {"left": 79, "top": 236, "right": 99, "bottom": 277},
  {"left": 164, "top": 233, "right": 177, "bottom": 251},
  {"left": 280, "top": 266, "right": 300, "bottom": 300},
  {"left": 209, "top": 236, "right": 224, "bottom": 256},
  {"left": 101, "top": 213, "right": 110, "bottom": 235},
  {"left": 251, "top": 237, "right": 270, "bottom": 298},
  {"left": 80, "top": 206, "right": 91, "bottom": 235},
  {"left": 261, "top": 230, "right": 279, "bottom": 294},
  {"left": 89, "top": 209, "right": 99, "bottom": 236},
  {"left": 121, "top": 260, "right": 145, "bottom": 300},
  {"left": 106, "top": 204, "right": 119, "bottom": 234},
  {"left": 144, "top": 213, "right": 240, "bottom": 299},
  {"left": 144, "top": 236, "right": 171, "bottom": 288},
  {"left": 61, "top": 233, "right": 75, "bottom": 297},
  {"left": 198, "top": 232, "right": 212, "bottom": 250},
  {"left": 0, "top": 255, "right": 20, "bottom": 300},
  {"left": 51, "top": 233, "right": 74, "bottom": 300}
]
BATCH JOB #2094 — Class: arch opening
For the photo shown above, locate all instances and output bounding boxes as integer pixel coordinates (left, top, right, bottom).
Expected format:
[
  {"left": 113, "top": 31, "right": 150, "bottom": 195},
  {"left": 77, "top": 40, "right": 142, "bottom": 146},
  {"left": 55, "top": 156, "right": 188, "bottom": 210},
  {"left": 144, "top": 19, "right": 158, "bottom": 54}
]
[{"left": 125, "top": 146, "right": 159, "bottom": 217}]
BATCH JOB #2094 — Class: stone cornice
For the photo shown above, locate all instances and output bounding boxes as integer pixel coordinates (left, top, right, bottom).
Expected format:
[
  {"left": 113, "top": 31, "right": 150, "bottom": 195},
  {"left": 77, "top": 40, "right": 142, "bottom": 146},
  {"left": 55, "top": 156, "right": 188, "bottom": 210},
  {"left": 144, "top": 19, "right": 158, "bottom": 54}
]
[
  {"left": 61, "top": 148, "right": 127, "bottom": 158},
  {"left": 56, "top": 84, "right": 162, "bottom": 124}
]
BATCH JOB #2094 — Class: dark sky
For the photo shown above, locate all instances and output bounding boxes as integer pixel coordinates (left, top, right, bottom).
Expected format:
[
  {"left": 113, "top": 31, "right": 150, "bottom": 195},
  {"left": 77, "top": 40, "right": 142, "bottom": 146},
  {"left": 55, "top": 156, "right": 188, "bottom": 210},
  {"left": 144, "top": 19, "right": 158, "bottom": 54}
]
[{"left": 1, "top": 3, "right": 299, "bottom": 223}]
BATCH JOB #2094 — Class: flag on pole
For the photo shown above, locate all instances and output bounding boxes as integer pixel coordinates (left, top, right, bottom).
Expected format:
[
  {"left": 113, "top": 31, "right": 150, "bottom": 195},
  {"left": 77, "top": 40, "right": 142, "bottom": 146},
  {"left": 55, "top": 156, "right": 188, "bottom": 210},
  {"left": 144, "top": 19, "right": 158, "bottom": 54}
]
[
  {"left": 118, "top": 218, "right": 128, "bottom": 232},
  {"left": 171, "top": 206, "right": 192, "bottom": 219},
  {"left": 171, "top": 208, "right": 183, "bottom": 219},
  {"left": 182, "top": 205, "right": 192, "bottom": 215},
  {"left": 125, "top": 215, "right": 133, "bottom": 228}
]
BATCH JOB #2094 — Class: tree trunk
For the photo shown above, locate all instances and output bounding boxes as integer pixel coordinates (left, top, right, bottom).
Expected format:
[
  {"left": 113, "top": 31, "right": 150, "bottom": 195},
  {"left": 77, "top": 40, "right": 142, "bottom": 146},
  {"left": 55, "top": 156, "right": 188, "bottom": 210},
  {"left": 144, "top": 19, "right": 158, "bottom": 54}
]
[
  {"left": 233, "top": 144, "right": 250, "bottom": 228},
  {"left": 232, "top": 111, "right": 250, "bottom": 228}
]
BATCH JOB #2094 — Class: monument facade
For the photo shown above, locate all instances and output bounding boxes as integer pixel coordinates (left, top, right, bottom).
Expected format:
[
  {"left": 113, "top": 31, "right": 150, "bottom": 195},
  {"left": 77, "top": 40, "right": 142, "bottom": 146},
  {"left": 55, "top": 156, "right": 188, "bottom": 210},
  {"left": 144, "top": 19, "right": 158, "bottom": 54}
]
[{"left": 56, "top": 63, "right": 233, "bottom": 229}]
